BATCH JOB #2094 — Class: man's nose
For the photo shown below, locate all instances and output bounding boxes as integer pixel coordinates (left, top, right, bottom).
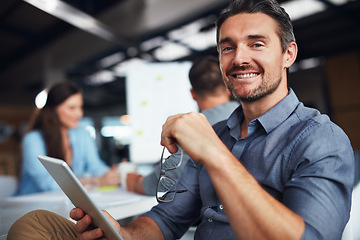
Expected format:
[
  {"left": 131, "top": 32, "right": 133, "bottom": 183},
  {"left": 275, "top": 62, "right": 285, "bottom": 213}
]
[{"left": 232, "top": 46, "right": 251, "bottom": 66}]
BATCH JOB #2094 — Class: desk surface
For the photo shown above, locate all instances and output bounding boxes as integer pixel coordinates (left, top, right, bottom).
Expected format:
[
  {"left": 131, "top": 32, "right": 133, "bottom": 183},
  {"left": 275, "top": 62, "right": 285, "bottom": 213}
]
[{"left": 0, "top": 188, "right": 157, "bottom": 237}]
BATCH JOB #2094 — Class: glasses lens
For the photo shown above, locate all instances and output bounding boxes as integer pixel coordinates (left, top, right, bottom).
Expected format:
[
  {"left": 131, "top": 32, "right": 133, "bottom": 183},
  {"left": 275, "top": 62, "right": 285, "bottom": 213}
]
[
  {"left": 161, "top": 149, "right": 183, "bottom": 171},
  {"left": 157, "top": 176, "right": 176, "bottom": 202}
]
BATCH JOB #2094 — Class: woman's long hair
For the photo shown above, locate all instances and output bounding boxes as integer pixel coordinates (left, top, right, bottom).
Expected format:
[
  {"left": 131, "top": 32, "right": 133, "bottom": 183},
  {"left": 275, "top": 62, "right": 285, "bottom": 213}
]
[{"left": 27, "top": 81, "right": 81, "bottom": 159}]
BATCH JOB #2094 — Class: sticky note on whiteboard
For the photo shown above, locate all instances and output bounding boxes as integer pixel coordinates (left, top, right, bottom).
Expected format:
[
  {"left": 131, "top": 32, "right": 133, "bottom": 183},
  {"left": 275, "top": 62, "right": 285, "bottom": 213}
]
[{"left": 126, "top": 61, "right": 197, "bottom": 163}]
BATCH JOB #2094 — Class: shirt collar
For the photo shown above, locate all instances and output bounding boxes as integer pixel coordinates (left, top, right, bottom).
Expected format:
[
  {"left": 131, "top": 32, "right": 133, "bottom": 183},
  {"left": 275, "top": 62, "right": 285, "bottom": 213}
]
[
  {"left": 258, "top": 88, "right": 299, "bottom": 134},
  {"left": 227, "top": 88, "right": 300, "bottom": 139},
  {"left": 227, "top": 105, "right": 243, "bottom": 140}
]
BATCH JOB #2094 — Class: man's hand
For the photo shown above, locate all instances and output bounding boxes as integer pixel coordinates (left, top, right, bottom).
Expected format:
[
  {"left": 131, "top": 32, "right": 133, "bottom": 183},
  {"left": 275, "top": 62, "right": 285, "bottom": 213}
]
[
  {"left": 126, "top": 173, "right": 145, "bottom": 194},
  {"left": 70, "top": 208, "right": 164, "bottom": 240},
  {"left": 161, "top": 112, "right": 226, "bottom": 165},
  {"left": 70, "top": 208, "right": 121, "bottom": 240},
  {"left": 99, "top": 165, "right": 121, "bottom": 186}
]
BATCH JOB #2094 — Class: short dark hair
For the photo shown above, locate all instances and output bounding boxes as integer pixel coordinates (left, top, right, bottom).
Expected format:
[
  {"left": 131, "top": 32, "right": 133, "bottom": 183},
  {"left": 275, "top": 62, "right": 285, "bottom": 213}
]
[
  {"left": 216, "top": 0, "right": 295, "bottom": 52},
  {"left": 189, "top": 56, "right": 226, "bottom": 98}
]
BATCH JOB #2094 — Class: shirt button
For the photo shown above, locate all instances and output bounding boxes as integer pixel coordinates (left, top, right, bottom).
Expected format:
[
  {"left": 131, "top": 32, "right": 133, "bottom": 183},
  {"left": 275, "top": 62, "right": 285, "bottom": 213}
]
[
  {"left": 219, "top": 205, "right": 223, "bottom": 210},
  {"left": 208, "top": 218, "right": 213, "bottom": 223}
]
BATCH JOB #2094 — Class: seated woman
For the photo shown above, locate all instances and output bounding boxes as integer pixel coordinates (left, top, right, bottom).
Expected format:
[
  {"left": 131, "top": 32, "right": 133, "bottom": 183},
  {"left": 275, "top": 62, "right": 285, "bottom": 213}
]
[{"left": 16, "top": 81, "right": 120, "bottom": 195}]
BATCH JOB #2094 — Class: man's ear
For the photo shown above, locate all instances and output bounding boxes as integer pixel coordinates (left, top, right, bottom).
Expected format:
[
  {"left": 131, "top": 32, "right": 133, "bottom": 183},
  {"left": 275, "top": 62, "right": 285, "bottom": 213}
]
[
  {"left": 284, "top": 42, "right": 298, "bottom": 69},
  {"left": 190, "top": 89, "right": 197, "bottom": 101}
]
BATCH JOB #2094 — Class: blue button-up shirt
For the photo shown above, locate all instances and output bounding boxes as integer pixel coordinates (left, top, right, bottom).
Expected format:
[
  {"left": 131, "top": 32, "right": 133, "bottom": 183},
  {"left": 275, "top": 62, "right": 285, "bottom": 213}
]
[{"left": 144, "top": 89, "right": 355, "bottom": 240}]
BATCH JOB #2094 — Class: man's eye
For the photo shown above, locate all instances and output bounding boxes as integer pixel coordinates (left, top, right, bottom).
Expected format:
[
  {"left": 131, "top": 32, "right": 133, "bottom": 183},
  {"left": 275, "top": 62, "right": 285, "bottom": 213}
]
[
  {"left": 253, "top": 43, "right": 263, "bottom": 48},
  {"left": 222, "top": 46, "right": 233, "bottom": 52}
]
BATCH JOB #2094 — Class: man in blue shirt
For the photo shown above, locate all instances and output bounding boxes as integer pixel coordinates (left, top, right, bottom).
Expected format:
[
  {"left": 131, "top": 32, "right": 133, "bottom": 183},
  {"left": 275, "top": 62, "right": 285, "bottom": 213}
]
[{"left": 8, "top": 0, "right": 354, "bottom": 239}]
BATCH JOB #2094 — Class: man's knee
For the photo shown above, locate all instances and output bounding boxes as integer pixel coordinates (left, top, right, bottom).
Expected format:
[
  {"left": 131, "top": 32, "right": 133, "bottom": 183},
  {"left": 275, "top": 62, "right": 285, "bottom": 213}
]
[{"left": 7, "top": 210, "right": 76, "bottom": 240}]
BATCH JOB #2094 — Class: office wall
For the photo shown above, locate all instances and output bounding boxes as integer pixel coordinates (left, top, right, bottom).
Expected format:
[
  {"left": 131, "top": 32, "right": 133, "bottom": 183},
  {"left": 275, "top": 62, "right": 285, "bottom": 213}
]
[
  {"left": 0, "top": 105, "right": 33, "bottom": 176},
  {"left": 289, "top": 65, "right": 329, "bottom": 115},
  {"left": 325, "top": 51, "right": 360, "bottom": 150}
]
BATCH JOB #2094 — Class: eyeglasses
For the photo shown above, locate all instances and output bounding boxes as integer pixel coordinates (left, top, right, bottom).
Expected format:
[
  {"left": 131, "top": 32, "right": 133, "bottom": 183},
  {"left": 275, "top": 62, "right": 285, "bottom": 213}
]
[{"left": 156, "top": 146, "right": 187, "bottom": 203}]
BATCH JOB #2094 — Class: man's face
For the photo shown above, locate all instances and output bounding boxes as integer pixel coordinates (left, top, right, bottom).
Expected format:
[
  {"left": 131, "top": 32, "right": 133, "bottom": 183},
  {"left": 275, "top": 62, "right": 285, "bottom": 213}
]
[{"left": 218, "top": 13, "right": 291, "bottom": 102}]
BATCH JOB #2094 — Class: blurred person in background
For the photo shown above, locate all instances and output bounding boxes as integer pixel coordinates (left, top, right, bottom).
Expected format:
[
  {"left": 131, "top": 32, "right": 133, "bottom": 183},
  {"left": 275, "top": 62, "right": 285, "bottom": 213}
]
[
  {"left": 125, "top": 56, "right": 239, "bottom": 195},
  {"left": 16, "top": 81, "right": 120, "bottom": 196}
]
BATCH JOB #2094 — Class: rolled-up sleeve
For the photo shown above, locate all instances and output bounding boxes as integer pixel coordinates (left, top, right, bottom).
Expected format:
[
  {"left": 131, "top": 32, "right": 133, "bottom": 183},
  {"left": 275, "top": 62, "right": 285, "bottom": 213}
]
[{"left": 284, "top": 120, "right": 354, "bottom": 240}]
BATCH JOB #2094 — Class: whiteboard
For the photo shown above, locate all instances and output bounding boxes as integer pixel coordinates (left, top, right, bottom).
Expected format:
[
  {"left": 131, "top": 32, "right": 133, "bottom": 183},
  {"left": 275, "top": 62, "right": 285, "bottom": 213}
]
[{"left": 126, "top": 61, "right": 197, "bottom": 163}]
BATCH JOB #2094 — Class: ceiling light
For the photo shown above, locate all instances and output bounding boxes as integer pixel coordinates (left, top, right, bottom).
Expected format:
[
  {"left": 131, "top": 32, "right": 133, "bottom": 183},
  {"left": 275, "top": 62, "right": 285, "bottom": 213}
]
[
  {"left": 167, "top": 18, "right": 210, "bottom": 41},
  {"left": 112, "top": 58, "right": 147, "bottom": 77},
  {"left": 289, "top": 57, "right": 323, "bottom": 73},
  {"left": 140, "top": 36, "right": 165, "bottom": 51},
  {"left": 180, "top": 28, "right": 216, "bottom": 51},
  {"left": 281, "top": 0, "right": 326, "bottom": 21},
  {"left": 97, "top": 52, "right": 125, "bottom": 68},
  {"left": 299, "top": 57, "right": 323, "bottom": 70},
  {"left": 281, "top": 0, "right": 350, "bottom": 21},
  {"left": 85, "top": 70, "right": 115, "bottom": 85},
  {"left": 23, "top": 0, "right": 128, "bottom": 45},
  {"left": 153, "top": 41, "right": 191, "bottom": 61},
  {"left": 328, "top": 0, "right": 351, "bottom": 5}
]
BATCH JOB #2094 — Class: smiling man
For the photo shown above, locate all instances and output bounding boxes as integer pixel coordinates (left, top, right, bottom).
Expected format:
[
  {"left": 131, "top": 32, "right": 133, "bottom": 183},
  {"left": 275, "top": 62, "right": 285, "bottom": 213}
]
[
  {"left": 219, "top": 13, "right": 288, "bottom": 103},
  {"left": 8, "top": 0, "right": 354, "bottom": 240}
]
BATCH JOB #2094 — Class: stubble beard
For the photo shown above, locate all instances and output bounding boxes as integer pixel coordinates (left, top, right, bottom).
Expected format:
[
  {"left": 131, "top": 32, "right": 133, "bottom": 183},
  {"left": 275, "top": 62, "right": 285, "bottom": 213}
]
[{"left": 226, "top": 73, "right": 282, "bottom": 103}]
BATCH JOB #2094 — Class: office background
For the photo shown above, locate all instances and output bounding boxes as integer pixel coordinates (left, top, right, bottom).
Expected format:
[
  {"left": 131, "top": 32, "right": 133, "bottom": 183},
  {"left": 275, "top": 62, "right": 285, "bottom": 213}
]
[{"left": 0, "top": 0, "right": 359, "bottom": 178}]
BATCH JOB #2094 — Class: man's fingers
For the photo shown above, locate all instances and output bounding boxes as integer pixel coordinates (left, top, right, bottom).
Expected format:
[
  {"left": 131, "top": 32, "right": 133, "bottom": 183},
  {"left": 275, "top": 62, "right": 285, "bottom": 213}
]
[
  {"left": 69, "top": 208, "right": 84, "bottom": 221},
  {"left": 160, "top": 112, "right": 218, "bottom": 162},
  {"left": 75, "top": 214, "right": 93, "bottom": 235},
  {"left": 77, "top": 228, "right": 104, "bottom": 240},
  {"left": 102, "top": 210, "right": 121, "bottom": 232},
  {"left": 70, "top": 208, "right": 111, "bottom": 239},
  {"left": 161, "top": 114, "right": 182, "bottom": 153}
]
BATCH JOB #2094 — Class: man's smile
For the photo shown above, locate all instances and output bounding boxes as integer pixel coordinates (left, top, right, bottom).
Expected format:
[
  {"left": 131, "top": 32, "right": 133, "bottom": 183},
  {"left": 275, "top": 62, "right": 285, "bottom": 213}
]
[{"left": 232, "top": 73, "right": 260, "bottom": 79}]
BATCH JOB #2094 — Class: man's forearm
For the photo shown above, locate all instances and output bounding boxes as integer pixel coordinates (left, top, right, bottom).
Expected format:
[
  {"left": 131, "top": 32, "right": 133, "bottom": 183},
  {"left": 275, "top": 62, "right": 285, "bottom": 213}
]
[
  {"left": 122, "top": 216, "right": 164, "bottom": 240},
  {"left": 204, "top": 148, "right": 305, "bottom": 240}
]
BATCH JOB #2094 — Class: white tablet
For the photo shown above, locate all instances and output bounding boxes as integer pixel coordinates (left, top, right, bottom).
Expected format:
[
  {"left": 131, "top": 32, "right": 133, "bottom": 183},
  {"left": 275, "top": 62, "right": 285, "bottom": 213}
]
[{"left": 38, "top": 155, "right": 124, "bottom": 240}]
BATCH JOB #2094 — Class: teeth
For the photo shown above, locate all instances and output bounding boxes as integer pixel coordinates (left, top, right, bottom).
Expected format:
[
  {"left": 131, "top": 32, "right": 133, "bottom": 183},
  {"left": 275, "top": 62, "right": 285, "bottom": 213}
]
[{"left": 235, "top": 73, "right": 258, "bottom": 79}]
